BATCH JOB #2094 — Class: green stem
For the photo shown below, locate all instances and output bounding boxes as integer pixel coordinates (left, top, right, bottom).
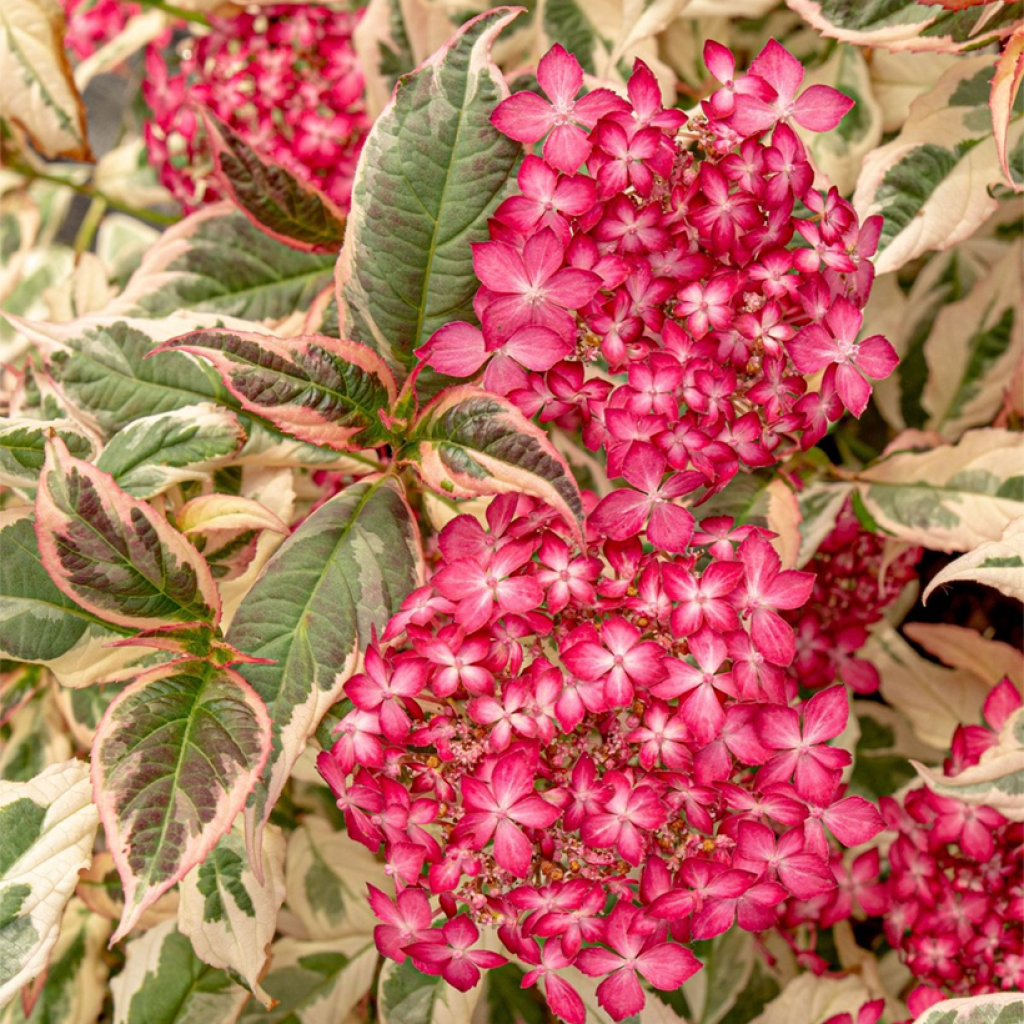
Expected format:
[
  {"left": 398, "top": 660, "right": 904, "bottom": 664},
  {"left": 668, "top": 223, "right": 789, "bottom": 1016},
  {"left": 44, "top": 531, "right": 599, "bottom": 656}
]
[
  {"left": 74, "top": 196, "right": 107, "bottom": 254},
  {"left": 16, "top": 167, "right": 180, "bottom": 227},
  {"left": 136, "top": 0, "right": 209, "bottom": 25}
]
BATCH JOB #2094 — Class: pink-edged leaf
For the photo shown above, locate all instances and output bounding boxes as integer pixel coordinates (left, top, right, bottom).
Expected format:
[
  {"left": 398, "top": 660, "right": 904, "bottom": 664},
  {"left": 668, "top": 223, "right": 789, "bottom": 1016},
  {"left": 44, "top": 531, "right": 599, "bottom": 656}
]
[
  {"left": 205, "top": 115, "right": 347, "bottom": 253},
  {"left": 93, "top": 658, "right": 271, "bottom": 943},
  {"left": 35, "top": 436, "right": 221, "bottom": 630},
  {"left": 402, "top": 385, "right": 584, "bottom": 536},
  {"left": 155, "top": 329, "right": 398, "bottom": 452},
  {"left": 992, "top": 26, "right": 1024, "bottom": 192}
]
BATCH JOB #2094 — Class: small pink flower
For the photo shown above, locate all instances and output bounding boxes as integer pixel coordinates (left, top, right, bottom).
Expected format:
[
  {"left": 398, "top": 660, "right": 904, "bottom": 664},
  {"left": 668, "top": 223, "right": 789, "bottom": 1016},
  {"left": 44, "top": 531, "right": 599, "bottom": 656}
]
[
  {"left": 403, "top": 915, "right": 508, "bottom": 991},
  {"left": 368, "top": 885, "right": 434, "bottom": 962},
  {"left": 561, "top": 616, "right": 665, "bottom": 706}
]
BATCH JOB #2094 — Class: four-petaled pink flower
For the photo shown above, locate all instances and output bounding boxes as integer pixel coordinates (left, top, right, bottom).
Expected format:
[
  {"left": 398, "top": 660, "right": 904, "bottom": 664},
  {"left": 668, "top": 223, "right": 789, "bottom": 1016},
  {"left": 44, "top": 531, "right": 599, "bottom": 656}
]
[
  {"left": 580, "top": 772, "right": 667, "bottom": 865},
  {"left": 491, "top": 43, "right": 628, "bottom": 173},
  {"left": 403, "top": 914, "right": 508, "bottom": 991},
  {"left": 562, "top": 616, "right": 666, "bottom": 706}
]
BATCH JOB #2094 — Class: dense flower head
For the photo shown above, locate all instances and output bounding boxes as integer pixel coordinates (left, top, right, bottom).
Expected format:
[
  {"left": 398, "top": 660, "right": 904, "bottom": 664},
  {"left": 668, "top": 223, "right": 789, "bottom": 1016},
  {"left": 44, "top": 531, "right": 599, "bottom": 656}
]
[
  {"left": 62, "top": 0, "right": 139, "bottom": 59},
  {"left": 315, "top": 37, "right": 898, "bottom": 1024},
  {"left": 874, "top": 680, "right": 1023, "bottom": 1002},
  {"left": 784, "top": 500, "right": 922, "bottom": 694},
  {"left": 143, "top": 5, "right": 369, "bottom": 210}
]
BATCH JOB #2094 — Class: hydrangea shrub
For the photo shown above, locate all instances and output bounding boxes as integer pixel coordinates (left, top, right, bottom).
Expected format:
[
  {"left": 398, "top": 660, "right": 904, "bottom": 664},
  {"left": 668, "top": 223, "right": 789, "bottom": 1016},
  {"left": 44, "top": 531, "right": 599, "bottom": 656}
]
[{"left": 0, "top": 2, "right": 1022, "bottom": 1024}]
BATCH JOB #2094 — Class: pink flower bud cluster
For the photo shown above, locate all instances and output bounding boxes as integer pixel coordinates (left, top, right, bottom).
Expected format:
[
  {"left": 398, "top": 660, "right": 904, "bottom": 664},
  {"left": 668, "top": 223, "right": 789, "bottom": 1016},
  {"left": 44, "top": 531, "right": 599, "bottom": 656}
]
[
  {"left": 318, "top": 491, "right": 886, "bottom": 1023},
  {"left": 142, "top": 5, "right": 368, "bottom": 210},
  {"left": 419, "top": 38, "right": 898, "bottom": 515},
  {"left": 62, "top": 0, "right": 138, "bottom": 60},
  {"left": 786, "top": 501, "right": 922, "bottom": 695},
  {"left": 879, "top": 678, "right": 1024, "bottom": 1001}
]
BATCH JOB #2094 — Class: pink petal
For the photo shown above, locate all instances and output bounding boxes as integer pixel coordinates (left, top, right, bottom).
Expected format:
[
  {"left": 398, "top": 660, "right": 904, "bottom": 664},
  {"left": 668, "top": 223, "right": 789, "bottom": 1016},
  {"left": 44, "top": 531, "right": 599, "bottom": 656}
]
[
  {"left": 803, "top": 685, "right": 848, "bottom": 744},
  {"left": 855, "top": 334, "right": 898, "bottom": 380},
  {"left": 472, "top": 241, "right": 530, "bottom": 295},
  {"left": 421, "top": 322, "right": 487, "bottom": 377},
  {"left": 636, "top": 943, "right": 701, "bottom": 989},
  {"left": 537, "top": 44, "right": 584, "bottom": 106},
  {"left": 824, "top": 796, "right": 884, "bottom": 846},
  {"left": 491, "top": 91, "right": 555, "bottom": 143},
  {"left": 575, "top": 946, "right": 625, "bottom": 976},
  {"left": 793, "top": 85, "right": 855, "bottom": 132},
  {"left": 703, "top": 40, "right": 735, "bottom": 84},
  {"left": 750, "top": 39, "right": 804, "bottom": 103},
  {"left": 788, "top": 323, "right": 837, "bottom": 373},
  {"left": 834, "top": 362, "right": 872, "bottom": 418},
  {"left": 648, "top": 502, "right": 695, "bottom": 554},
  {"left": 545, "top": 267, "right": 603, "bottom": 308},
  {"left": 494, "top": 818, "right": 533, "bottom": 877},
  {"left": 764, "top": 569, "right": 815, "bottom": 610},
  {"left": 545, "top": 974, "right": 586, "bottom": 1024},
  {"left": 751, "top": 607, "right": 798, "bottom": 667},
  {"left": 596, "top": 969, "right": 646, "bottom": 1021},
  {"left": 590, "top": 490, "right": 649, "bottom": 541},
  {"left": 574, "top": 87, "right": 631, "bottom": 126},
  {"left": 543, "top": 124, "right": 592, "bottom": 174}
]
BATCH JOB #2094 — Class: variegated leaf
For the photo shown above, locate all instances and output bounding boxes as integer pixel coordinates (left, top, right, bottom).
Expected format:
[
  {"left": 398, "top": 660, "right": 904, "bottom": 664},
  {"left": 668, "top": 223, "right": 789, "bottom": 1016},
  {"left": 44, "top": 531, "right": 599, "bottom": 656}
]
[
  {"left": 0, "top": 0, "right": 92, "bottom": 160},
  {"left": 1, "top": 686, "right": 71, "bottom": 783},
  {"left": 227, "top": 476, "right": 422, "bottom": 865},
  {"left": 35, "top": 437, "right": 222, "bottom": 630},
  {"left": 913, "top": 707, "right": 1024, "bottom": 822},
  {"left": 93, "top": 660, "right": 272, "bottom": 943},
  {"left": 284, "top": 817, "right": 386, "bottom": 941},
  {"left": 9, "top": 315, "right": 355, "bottom": 469},
  {"left": 908, "top": 993, "right": 1024, "bottom": 1024},
  {"left": 0, "top": 510, "right": 165, "bottom": 689},
  {"left": 865, "top": 621, "right": 995, "bottom": 749},
  {"left": 94, "top": 404, "right": 244, "bottom": 499},
  {"left": 206, "top": 117, "right": 348, "bottom": 254},
  {"left": 54, "top": 680, "right": 127, "bottom": 748},
  {"left": 378, "top": 955, "right": 486, "bottom": 1024},
  {"left": 679, "top": 929, "right": 755, "bottom": 1024},
  {"left": 854, "top": 57, "right": 1024, "bottom": 275},
  {"left": 0, "top": 664, "right": 43, "bottom": 730},
  {"left": 336, "top": 8, "right": 522, "bottom": 377},
  {"left": 403, "top": 386, "right": 584, "bottom": 535},
  {"left": 157, "top": 330, "right": 397, "bottom": 452},
  {"left": 178, "top": 823, "right": 286, "bottom": 1008},
  {"left": 76, "top": 852, "right": 179, "bottom": 935},
  {"left": 236, "top": 936, "right": 379, "bottom": 1024},
  {"left": 920, "top": 232, "right": 1023, "bottom": 439},
  {"left": 0, "top": 419, "right": 98, "bottom": 493},
  {"left": 105, "top": 204, "right": 336, "bottom": 321},
  {"left": 868, "top": 49, "right": 958, "bottom": 132},
  {"left": 0, "top": 898, "right": 110, "bottom": 1024},
  {"left": 0, "top": 760, "right": 99, "bottom": 1008},
  {"left": 851, "top": 428, "right": 1024, "bottom": 552},
  {"left": 110, "top": 919, "right": 249, "bottom": 1024},
  {"left": 748, "top": 971, "right": 873, "bottom": 1024},
  {"left": 924, "top": 516, "right": 1024, "bottom": 604},
  {"left": 903, "top": 621, "right": 1024, "bottom": 690},
  {"left": 795, "top": 479, "right": 853, "bottom": 567},
  {"left": 787, "top": 0, "right": 1023, "bottom": 53},
  {"left": 992, "top": 25, "right": 1024, "bottom": 191}
]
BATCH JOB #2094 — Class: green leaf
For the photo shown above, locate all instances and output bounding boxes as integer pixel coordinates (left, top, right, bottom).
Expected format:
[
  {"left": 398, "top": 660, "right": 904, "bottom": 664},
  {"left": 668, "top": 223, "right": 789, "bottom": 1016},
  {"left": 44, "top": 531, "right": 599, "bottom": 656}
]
[
  {"left": 403, "top": 386, "right": 584, "bottom": 535},
  {"left": 0, "top": 419, "right": 98, "bottom": 494},
  {"left": 178, "top": 823, "right": 287, "bottom": 1008},
  {"left": 236, "top": 936, "right": 379, "bottom": 1024},
  {"left": 852, "top": 427, "right": 1024, "bottom": 552},
  {"left": 284, "top": 817, "right": 387, "bottom": 941},
  {"left": 0, "top": 898, "right": 110, "bottom": 1024},
  {"left": 112, "top": 204, "right": 337, "bottom": 321},
  {"left": 0, "top": 664, "right": 42, "bottom": 730},
  {"left": 906, "top": 994, "right": 1024, "bottom": 1024},
  {"left": 206, "top": 116, "right": 347, "bottom": 254},
  {"left": 0, "top": 510, "right": 157, "bottom": 688},
  {"left": 1, "top": 688, "right": 71, "bottom": 782},
  {"left": 110, "top": 919, "right": 249, "bottom": 1024},
  {"left": 158, "top": 329, "right": 398, "bottom": 452},
  {"left": 95, "top": 404, "right": 244, "bottom": 499},
  {"left": 93, "top": 660, "right": 272, "bottom": 942},
  {"left": 378, "top": 956, "right": 486, "bottom": 1024},
  {"left": 35, "top": 436, "right": 222, "bottom": 630},
  {"left": 787, "top": 0, "right": 1024, "bottom": 54},
  {"left": 227, "top": 476, "right": 423, "bottom": 861},
  {"left": 686, "top": 930, "right": 756, "bottom": 1024},
  {"left": 337, "top": 8, "right": 522, "bottom": 376},
  {"left": 0, "top": 760, "right": 100, "bottom": 1007}
]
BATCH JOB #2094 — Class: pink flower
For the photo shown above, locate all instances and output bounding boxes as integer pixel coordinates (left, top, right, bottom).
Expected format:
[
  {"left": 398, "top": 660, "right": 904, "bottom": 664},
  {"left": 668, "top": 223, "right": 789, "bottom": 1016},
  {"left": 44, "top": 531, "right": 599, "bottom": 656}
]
[
  {"left": 453, "top": 752, "right": 562, "bottom": 877},
  {"left": 368, "top": 885, "right": 434, "bottom": 962},
  {"left": 403, "top": 915, "right": 507, "bottom": 991},
  {"left": 575, "top": 905, "right": 701, "bottom": 1021},
  {"left": 580, "top": 772, "right": 667, "bottom": 865},
  {"left": 590, "top": 444, "right": 696, "bottom": 553},
  {"left": 757, "top": 686, "right": 852, "bottom": 804},
  {"left": 662, "top": 559, "right": 744, "bottom": 637},
  {"left": 561, "top": 617, "right": 666, "bottom": 706},
  {"left": 344, "top": 646, "right": 427, "bottom": 742},
  {"left": 788, "top": 298, "right": 898, "bottom": 417},
  {"left": 729, "top": 39, "right": 855, "bottom": 136},
  {"left": 734, "top": 821, "right": 835, "bottom": 900},
  {"left": 491, "top": 44, "right": 628, "bottom": 173},
  {"left": 495, "top": 154, "right": 597, "bottom": 242},
  {"left": 473, "top": 229, "right": 602, "bottom": 343},
  {"left": 519, "top": 938, "right": 586, "bottom": 1024}
]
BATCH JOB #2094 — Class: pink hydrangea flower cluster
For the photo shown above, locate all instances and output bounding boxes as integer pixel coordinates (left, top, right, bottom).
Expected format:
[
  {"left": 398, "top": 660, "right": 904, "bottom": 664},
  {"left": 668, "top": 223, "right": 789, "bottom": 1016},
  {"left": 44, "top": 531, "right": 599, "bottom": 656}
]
[
  {"left": 786, "top": 501, "right": 921, "bottom": 694},
  {"left": 420, "top": 39, "right": 898, "bottom": 512},
  {"left": 314, "top": 36, "right": 902, "bottom": 1024},
  {"left": 143, "top": 5, "right": 368, "bottom": 210},
  {"left": 880, "top": 678, "right": 1023, "bottom": 1001},
  {"left": 62, "top": 0, "right": 138, "bottom": 60}
]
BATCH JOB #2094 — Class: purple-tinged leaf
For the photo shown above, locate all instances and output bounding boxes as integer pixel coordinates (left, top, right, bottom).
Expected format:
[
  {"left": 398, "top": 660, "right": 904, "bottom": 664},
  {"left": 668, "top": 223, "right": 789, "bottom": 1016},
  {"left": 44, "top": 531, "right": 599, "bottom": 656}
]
[
  {"left": 34, "top": 437, "right": 221, "bottom": 630},
  {"left": 93, "top": 659, "right": 272, "bottom": 943},
  {"left": 402, "top": 385, "right": 584, "bottom": 537},
  {"left": 226, "top": 477, "right": 423, "bottom": 870},
  {"left": 206, "top": 115, "right": 347, "bottom": 254},
  {"left": 154, "top": 330, "right": 398, "bottom": 453}
]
